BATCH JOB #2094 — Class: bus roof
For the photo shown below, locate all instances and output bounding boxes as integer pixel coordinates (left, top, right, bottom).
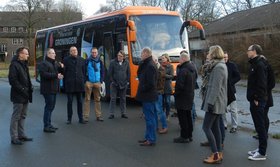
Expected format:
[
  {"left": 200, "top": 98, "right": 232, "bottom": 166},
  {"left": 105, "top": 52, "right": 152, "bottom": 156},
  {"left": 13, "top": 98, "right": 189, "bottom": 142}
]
[{"left": 36, "top": 6, "right": 180, "bottom": 33}]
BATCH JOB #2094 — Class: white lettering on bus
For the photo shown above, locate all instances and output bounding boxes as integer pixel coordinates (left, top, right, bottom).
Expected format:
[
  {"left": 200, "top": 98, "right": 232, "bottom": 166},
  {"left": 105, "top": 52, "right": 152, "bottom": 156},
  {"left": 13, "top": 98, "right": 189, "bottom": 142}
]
[{"left": 54, "top": 37, "right": 77, "bottom": 46}]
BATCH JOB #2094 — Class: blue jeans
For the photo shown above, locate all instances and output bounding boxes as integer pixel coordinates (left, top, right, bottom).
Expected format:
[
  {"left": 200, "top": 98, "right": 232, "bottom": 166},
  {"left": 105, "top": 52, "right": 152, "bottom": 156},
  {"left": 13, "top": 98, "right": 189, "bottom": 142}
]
[
  {"left": 203, "top": 112, "right": 222, "bottom": 153},
  {"left": 191, "top": 103, "right": 197, "bottom": 125},
  {"left": 250, "top": 100, "right": 267, "bottom": 155},
  {"left": 162, "top": 94, "right": 171, "bottom": 117},
  {"left": 155, "top": 94, "right": 167, "bottom": 129},
  {"left": 142, "top": 102, "right": 157, "bottom": 143},
  {"left": 43, "top": 94, "right": 56, "bottom": 128}
]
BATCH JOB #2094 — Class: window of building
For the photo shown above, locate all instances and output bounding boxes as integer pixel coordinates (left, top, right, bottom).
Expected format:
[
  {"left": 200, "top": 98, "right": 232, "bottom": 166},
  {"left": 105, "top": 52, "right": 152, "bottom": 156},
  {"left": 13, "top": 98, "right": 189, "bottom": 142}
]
[
  {"left": 11, "top": 27, "right": 16, "bottom": 32},
  {"left": 3, "top": 27, "right": 8, "bottom": 32},
  {"left": 12, "top": 38, "right": 24, "bottom": 45},
  {"left": 0, "top": 44, "right": 7, "bottom": 52},
  {"left": 18, "top": 27, "right": 24, "bottom": 32}
]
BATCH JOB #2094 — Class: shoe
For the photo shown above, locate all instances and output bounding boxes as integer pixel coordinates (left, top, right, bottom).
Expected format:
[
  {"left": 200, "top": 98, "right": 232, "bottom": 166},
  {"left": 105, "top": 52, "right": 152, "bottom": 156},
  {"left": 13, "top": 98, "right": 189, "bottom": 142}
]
[
  {"left": 11, "top": 139, "right": 23, "bottom": 145},
  {"left": 121, "top": 114, "right": 128, "bottom": 119},
  {"left": 171, "top": 113, "right": 177, "bottom": 117},
  {"left": 138, "top": 139, "right": 147, "bottom": 143},
  {"left": 173, "top": 137, "right": 189, "bottom": 143},
  {"left": 66, "top": 120, "right": 72, "bottom": 124},
  {"left": 50, "top": 125, "right": 58, "bottom": 130},
  {"left": 230, "top": 127, "right": 237, "bottom": 133},
  {"left": 158, "top": 128, "right": 168, "bottom": 134},
  {"left": 108, "top": 115, "right": 114, "bottom": 119},
  {"left": 44, "top": 127, "right": 56, "bottom": 133},
  {"left": 19, "top": 136, "right": 33, "bottom": 142},
  {"left": 96, "top": 117, "right": 104, "bottom": 122},
  {"left": 203, "top": 152, "right": 222, "bottom": 164},
  {"left": 248, "top": 151, "right": 266, "bottom": 161},
  {"left": 200, "top": 141, "right": 210, "bottom": 146},
  {"left": 219, "top": 152, "right": 223, "bottom": 160},
  {"left": 248, "top": 148, "right": 259, "bottom": 156},
  {"left": 253, "top": 135, "right": 259, "bottom": 139},
  {"left": 188, "top": 137, "right": 193, "bottom": 142},
  {"left": 79, "top": 120, "right": 87, "bottom": 124},
  {"left": 139, "top": 140, "right": 155, "bottom": 146}
]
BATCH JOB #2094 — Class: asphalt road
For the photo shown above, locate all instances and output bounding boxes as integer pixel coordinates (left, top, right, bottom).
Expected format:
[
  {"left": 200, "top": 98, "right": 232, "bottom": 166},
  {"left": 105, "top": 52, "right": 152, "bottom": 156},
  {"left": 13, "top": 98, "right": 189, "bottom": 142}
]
[{"left": 0, "top": 79, "right": 279, "bottom": 167}]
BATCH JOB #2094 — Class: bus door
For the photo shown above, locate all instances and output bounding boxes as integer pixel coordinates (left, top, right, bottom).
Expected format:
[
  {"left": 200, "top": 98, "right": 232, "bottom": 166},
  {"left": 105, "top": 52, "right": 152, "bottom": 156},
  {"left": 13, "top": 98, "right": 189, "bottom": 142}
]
[{"left": 102, "top": 32, "right": 114, "bottom": 97}]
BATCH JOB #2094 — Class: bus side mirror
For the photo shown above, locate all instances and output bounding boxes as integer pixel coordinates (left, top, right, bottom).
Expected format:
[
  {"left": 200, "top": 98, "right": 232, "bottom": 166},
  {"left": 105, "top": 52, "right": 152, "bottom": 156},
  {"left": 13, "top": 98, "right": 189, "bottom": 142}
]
[{"left": 127, "top": 20, "right": 136, "bottom": 42}]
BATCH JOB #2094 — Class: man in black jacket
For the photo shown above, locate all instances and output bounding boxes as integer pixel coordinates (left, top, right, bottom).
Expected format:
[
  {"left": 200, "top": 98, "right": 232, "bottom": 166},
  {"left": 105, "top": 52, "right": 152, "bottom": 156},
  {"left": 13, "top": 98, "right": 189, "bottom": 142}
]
[
  {"left": 223, "top": 52, "right": 241, "bottom": 133},
  {"left": 8, "top": 47, "right": 33, "bottom": 145},
  {"left": 246, "top": 44, "right": 268, "bottom": 161},
  {"left": 108, "top": 50, "right": 130, "bottom": 119},
  {"left": 63, "top": 46, "right": 86, "bottom": 124},
  {"left": 39, "top": 48, "right": 63, "bottom": 133},
  {"left": 173, "top": 51, "right": 196, "bottom": 143},
  {"left": 136, "top": 47, "right": 158, "bottom": 146}
]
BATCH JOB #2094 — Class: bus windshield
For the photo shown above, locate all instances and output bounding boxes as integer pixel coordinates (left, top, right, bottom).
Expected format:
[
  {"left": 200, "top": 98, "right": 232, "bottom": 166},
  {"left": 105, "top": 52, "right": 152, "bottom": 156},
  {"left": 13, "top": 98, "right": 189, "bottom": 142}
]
[{"left": 130, "top": 15, "right": 188, "bottom": 64}]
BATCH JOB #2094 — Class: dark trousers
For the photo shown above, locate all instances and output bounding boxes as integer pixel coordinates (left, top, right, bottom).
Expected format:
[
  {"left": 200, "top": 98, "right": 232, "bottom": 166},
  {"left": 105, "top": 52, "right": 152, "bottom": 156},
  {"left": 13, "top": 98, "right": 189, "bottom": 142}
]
[
  {"left": 67, "top": 92, "right": 83, "bottom": 121},
  {"left": 203, "top": 112, "right": 222, "bottom": 153},
  {"left": 250, "top": 100, "right": 267, "bottom": 155},
  {"left": 177, "top": 109, "right": 193, "bottom": 139},
  {"left": 43, "top": 94, "right": 56, "bottom": 128},
  {"left": 109, "top": 83, "right": 127, "bottom": 115},
  {"left": 264, "top": 106, "right": 270, "bottom": 133}
]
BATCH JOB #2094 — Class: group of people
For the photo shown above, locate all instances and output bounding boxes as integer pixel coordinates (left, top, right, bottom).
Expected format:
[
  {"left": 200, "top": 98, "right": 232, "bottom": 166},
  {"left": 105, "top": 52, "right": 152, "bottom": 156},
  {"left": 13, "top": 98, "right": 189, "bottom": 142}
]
[
  {"left": 8, "top": 44, "right": 275, "bottom": 164},
  {"left": 136, "top": 45, "right": 275, "bottom": 164}
]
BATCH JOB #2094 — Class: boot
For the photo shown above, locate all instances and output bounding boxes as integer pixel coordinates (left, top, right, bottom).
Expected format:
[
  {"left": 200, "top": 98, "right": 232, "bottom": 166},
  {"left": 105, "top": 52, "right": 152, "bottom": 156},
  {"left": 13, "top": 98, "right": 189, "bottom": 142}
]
[
  {"left": 203, "top": 152, "right": 222, "bottom": 164},
  {"left": 219, "top": 152, "right": 223, "bottom": 160}
]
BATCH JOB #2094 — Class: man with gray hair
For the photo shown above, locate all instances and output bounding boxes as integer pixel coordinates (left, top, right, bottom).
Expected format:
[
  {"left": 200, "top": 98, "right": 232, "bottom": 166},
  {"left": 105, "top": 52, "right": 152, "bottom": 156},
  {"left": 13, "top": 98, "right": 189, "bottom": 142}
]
[
  {"left": 173, "top": 51, "right": 196, "bottom": 143},
  {"left": 136, "top": 47, "right": 158, "bottom": 146}
]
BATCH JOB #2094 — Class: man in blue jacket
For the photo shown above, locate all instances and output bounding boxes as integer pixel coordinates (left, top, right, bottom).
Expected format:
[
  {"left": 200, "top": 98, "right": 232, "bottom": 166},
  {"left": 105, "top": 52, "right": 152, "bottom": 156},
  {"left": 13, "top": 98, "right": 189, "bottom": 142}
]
[{"left": 83, "top": 47, "right": 104, "bottom": 122}]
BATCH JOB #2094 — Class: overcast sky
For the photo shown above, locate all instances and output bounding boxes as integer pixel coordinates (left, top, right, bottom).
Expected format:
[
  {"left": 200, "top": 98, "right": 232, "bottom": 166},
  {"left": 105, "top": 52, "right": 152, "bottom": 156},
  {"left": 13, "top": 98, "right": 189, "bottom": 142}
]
[{"left": 0, "top": 0, "right": 107, "bottom": 18}]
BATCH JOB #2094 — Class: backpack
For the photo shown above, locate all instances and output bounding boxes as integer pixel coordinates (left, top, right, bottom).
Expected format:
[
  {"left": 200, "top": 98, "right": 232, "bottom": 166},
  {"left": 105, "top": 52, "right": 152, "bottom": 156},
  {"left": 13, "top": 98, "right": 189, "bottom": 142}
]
[{"left": 260, "top": 56, "right": 275, "bottom": 91}]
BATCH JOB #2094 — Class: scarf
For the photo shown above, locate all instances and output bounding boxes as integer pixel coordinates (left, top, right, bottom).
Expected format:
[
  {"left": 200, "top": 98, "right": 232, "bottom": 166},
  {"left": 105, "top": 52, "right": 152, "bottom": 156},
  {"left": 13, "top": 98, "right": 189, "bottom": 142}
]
[{"left": 199, "top": 59, "right": 220, "bottom": 100}]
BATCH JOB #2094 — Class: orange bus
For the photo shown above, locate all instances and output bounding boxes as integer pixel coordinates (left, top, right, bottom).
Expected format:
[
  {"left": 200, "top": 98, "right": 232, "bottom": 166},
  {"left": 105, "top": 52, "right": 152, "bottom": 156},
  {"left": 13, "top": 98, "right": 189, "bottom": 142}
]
[{"left": 35, "top": 6, "right": 204, "bottom": 98}]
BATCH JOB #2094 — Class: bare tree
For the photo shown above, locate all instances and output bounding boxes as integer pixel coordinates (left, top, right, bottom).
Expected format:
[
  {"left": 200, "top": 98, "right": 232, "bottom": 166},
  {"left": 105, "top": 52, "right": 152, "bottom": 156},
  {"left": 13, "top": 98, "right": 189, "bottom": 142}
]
[
  {"left": 4, "top": 0, "right": 43, "bottom": 55},
  {"left": 163, "top": 0, "right": 180, "bottom": 11},
  {"left": 56, "top": 0, "right": 82, "bottom": 23},
  {"left": 40, "top": 0, "right": 55, "bottom": 12},
  {"left": 180, "top": 0, "right": 194, "bottom": 20},
  {"left": 106, "top": 0, "right": 128, "bottom": 10},
  {"left": 142, "top": 0, "right": 162, "bottom": 6}
]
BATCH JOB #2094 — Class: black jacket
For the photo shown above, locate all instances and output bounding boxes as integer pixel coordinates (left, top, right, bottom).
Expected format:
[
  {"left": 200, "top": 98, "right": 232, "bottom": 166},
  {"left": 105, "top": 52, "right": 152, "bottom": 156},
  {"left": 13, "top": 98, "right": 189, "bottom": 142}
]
[
  {"left": 247, "top": 56, "right": 267, "bottom": 102},
  {"left": 63, "top": 55, "right": 86, "bottom": 93},
  {"left": 8, "top": 57, "right": 33, "bottom": 103},
  {"left": 39, "top": 56, "right": 63, "bottom": 94},
  {"left": 108, "top": 58, "right": 130, "bottom": 89},
  {"left": 226, "top": 61, "right": 241, "bottom": 105},
  {"left": 174, "top": 61, "right": 196, "bottom": 110},
  {"left": 136, "top": 56, "right": 158, "bottom": 102}
]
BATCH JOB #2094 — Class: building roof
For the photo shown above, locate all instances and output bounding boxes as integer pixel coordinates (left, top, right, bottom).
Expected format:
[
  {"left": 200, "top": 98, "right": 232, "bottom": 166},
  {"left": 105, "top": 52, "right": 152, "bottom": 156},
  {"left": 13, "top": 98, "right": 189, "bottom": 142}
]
[{"left": 189, "top": 3, "right": 280, "bottom": 38}]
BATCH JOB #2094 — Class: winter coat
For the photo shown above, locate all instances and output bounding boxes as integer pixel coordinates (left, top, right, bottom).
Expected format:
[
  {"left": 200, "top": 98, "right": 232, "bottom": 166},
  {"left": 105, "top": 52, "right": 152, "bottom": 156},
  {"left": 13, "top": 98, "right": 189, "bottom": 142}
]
[
  {"left": 8, "top": 57, "right": 33, "bottom": 103},
  {"left": 174, "top": 61, "right": 196, "bottom": 110},
  {"left": 226, "top": 61, "right": 241, "bottom": 105},
  {"left": 202, "top": 60, "right": 228, "bottom": 115},
  {"left": 156, "top": 64, "right": 165, "bottom": 94},
  {"left": 86, "top": 56, "right": 104, "bottom": 83},
  {"left": 63, "top": 55, "right": 86, "bottom": 93},
  {"left": 108, "top": 58, "right": 130, "bottom": 89},
  {"left": 39, "top": 56, "right": 63, "bottom": 94},
  {"left": 162, "top": 63, "right": 174, "bottom": 94},
  {"left": 136, "top": 56, "right": 158, "bottom": 102},
  {"left": 247, "top": 56, "right": 268, "bottom": 102}
]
